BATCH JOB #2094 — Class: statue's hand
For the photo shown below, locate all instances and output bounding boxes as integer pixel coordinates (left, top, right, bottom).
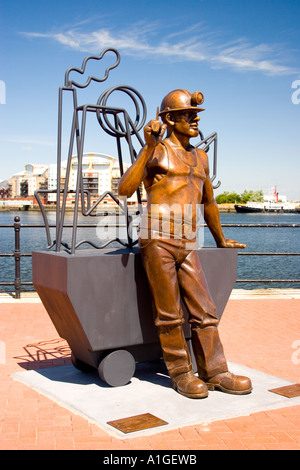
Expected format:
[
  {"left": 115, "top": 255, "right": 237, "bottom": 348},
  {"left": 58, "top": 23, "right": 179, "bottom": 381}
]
[
  {"left": 144, "top": 119, "right": 167, "bottom": 147},
  {"left": 224, "top": 238, "right": 246, "bottom": 249}
]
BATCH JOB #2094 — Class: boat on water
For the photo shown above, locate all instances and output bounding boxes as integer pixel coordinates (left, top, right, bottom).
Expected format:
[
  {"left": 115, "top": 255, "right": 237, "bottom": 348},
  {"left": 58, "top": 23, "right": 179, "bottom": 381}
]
[
  {"left": 235, "top": 201, "right": 300, "bottom": 214},
  {"left": 234, "top": 186, "right": 300, "bottom": 214}
]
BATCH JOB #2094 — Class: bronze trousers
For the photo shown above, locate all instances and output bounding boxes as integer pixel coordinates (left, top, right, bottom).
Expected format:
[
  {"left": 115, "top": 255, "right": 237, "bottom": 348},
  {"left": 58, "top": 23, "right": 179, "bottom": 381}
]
[{"left": 139, "top": 237, "right": 228, "bottom": 379}]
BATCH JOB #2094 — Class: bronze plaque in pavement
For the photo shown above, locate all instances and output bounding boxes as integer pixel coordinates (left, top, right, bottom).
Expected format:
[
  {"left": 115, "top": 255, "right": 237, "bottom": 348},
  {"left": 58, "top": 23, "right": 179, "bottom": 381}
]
[
  {"left": 107, "top": 413, "right": 168, "bottom": 433},
  {"left": 268, "top": 383, "right": 300, "bottom": 398}
]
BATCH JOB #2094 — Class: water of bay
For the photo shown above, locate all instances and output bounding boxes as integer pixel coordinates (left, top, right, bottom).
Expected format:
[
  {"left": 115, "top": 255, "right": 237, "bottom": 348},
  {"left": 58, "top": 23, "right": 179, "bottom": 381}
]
[{"left": 0, "top": 210, "right": 299, "bottom": 292}]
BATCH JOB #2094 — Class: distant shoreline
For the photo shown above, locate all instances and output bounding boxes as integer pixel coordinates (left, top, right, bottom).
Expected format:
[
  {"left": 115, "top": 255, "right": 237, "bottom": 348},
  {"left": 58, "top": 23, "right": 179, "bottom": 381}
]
[{"left": 0, "top": 203, "right": 237, "bottom": 213}]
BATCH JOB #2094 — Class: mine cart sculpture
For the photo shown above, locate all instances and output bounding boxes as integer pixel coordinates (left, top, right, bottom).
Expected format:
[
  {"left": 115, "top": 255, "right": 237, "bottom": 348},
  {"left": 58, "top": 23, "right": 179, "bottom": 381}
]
[{"left": 32, "top": 49, "right": 251, "bottom": 395}]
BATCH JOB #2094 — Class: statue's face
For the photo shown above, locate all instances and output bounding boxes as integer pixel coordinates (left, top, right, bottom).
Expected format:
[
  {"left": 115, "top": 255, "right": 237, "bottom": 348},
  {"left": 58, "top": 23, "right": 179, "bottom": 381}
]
[{"left": 172, "top": 110, "right": 200, "bottom": 139}]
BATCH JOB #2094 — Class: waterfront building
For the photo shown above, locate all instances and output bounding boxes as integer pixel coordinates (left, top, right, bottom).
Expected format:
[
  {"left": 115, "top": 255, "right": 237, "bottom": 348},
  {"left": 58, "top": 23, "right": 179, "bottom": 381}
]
[
  {"left": 48, "top": 152, "right": 119, "bottom": 204},
  {"left": 0, "top": 180, "right": 9, "bottom": 199},
  {"left": 5, "top": 153, "right": 144, "bottom": 208},
  {"left": 47, "top": 153, "right": 143, "bottom": 205},
  {"left": 8, "top": 164, "right": 48, "bottom": 198}
]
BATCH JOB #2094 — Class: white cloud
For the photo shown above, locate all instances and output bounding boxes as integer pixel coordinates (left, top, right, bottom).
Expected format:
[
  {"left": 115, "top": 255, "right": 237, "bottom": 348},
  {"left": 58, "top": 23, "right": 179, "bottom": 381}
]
[
  {"left": 2, "top": 136, "right": 56, "bottom": 147},
  {"left": 21, "top": 24, "right": 298, "bottom": 76},
  {"left": 21, "top": 145, "right": 33, "bottom": 151}
]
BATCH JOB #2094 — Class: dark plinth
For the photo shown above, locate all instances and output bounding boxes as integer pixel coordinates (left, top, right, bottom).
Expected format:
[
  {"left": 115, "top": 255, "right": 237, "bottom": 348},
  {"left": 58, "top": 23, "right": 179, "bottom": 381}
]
[{"left": 32, "top": 247, "right": 238, "bottom": 384}]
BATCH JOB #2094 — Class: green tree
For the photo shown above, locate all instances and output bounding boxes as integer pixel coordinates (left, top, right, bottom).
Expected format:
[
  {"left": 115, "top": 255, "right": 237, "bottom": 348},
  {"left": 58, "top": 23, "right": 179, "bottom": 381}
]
[
  {"left": 216, "top": 192, "right": 241, "bottom": 204},
  {"left": 249, "top": 189, "right": 264, "bottom": 202},
  {"left": 216, "top": 189, "right": 264, "bottom": 204},
  {"left": 240, "top": 189, "right": 264, "bottom": 203}
]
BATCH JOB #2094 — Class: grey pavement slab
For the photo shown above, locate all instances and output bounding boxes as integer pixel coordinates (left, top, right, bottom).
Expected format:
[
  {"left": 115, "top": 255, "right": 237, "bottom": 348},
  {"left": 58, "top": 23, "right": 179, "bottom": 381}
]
[{"left": 12, "top": 361, "right": 300, "bottom": 439}]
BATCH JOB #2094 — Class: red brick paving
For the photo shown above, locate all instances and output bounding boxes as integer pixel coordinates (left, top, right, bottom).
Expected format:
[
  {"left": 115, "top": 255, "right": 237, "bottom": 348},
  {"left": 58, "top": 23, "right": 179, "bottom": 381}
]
[{"left": 0, "top": 294, "right": 300, "bottom": 450}]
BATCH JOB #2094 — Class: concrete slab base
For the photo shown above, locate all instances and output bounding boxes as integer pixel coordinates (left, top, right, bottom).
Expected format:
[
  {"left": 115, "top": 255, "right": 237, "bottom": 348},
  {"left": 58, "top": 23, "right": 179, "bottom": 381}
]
[{"left": 12, "top": 361, "right": 300, "bottom": 439}]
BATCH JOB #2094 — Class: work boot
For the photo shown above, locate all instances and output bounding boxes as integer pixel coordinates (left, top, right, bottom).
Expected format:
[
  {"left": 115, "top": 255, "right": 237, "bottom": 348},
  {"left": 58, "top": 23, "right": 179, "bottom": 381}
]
[
  {"left": 206, "top": 371, "right": 252, "bottom": 395},
  {"left": 158, "top": 324, "right": 208, "bottom": 399},
  {"left": 191, "top": 326, "right": 252, "bottom": 394},
  {"left": 170, "top": 370, "right": 208, "bottom": 399}
]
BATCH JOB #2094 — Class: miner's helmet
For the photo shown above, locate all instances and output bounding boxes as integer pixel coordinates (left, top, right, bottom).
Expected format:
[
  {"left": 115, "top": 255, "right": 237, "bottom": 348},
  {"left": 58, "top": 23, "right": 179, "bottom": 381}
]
[{"left": 158, "top": 89, "right": 205, "bottom": 118}]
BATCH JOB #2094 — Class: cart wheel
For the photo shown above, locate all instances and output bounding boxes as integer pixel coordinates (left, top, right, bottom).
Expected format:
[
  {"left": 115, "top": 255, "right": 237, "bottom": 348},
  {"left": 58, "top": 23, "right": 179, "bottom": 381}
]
[
  {"left": 71, "top": 352, "right": 95, "bottom": 373},
  {"left": 98, "top": 350, "right": 136, "bottom": 387}
]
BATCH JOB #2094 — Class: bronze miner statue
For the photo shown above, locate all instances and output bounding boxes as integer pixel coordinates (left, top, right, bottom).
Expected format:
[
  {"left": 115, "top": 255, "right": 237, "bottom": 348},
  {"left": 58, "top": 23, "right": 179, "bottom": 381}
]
[{"left": 118, "top": 89, "right": 252, "bottom": 398}]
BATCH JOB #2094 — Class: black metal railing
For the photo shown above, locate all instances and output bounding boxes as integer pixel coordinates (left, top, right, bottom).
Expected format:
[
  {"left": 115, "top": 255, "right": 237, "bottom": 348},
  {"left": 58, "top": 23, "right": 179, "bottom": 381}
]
[
  {"left": 0, "top": 216, "right": 300, "bottom": 298},
  {"left": 220, "top": 223, "right": 300, "bottom": 285}
]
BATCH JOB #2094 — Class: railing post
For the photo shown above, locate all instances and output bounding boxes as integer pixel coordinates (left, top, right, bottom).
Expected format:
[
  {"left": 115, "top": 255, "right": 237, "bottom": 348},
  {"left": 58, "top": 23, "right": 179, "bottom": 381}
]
[{"left": 14, "top": 216, "right": 21, "bottom": 299}]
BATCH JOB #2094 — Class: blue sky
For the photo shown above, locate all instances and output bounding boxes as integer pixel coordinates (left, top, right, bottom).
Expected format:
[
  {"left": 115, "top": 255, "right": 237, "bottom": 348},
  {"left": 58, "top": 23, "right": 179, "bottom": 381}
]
[{"left": 1, "top": 0, "right": 300, "bottom": 200}]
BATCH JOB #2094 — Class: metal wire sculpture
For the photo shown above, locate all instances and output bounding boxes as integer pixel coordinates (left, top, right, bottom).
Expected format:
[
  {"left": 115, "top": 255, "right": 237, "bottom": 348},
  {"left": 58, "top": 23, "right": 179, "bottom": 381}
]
[{"left": 35, "top": 48, "right": 220, "bottom": 253}]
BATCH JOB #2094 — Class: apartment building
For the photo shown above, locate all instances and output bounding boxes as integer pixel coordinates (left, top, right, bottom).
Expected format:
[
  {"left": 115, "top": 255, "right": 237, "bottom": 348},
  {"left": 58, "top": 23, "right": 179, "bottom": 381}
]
[
  {"left": 8, "top": 164, "right": 48, "bottom": 198},
  {"left": 7, "top": 153, "right": 143, "bottom": 205}
]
